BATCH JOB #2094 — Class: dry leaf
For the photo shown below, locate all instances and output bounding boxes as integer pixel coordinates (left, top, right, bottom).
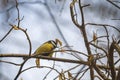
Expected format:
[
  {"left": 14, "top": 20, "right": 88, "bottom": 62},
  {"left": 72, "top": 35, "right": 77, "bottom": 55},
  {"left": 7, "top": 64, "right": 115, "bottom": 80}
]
[
  {"left": 13, "top": 25, "right": 19, "bottom": 30},
  {"left": 59, "top": 73, "right": 65, "bottom": 80},
  {"left": 93, "top": 32, "right": 97, "bottom": 43},
  {"left": 56, "top": 39, "right": 62, "bottom": 46},
  {"left": 36, "top": 58, "right": 40, "bottom": 68},
  {"left": 68, "top": 71, "right": 73, "bottom": 79},
  {"left": 59, "top": 74, "right": 62, "bottom": 80}
]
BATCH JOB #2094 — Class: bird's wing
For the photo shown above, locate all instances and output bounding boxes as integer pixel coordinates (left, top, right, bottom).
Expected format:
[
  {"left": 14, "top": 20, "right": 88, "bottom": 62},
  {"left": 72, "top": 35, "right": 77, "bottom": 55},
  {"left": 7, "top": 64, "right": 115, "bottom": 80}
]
[{"left": 33, "top": 43, "right": 54, "bottom": 56}]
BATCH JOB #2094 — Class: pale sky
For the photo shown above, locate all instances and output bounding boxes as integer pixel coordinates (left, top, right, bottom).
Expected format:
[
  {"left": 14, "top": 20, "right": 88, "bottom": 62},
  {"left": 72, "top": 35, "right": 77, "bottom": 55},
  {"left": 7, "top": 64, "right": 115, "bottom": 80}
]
[{"left": 0, "top": 0, "right": 120, "bottom": 80}]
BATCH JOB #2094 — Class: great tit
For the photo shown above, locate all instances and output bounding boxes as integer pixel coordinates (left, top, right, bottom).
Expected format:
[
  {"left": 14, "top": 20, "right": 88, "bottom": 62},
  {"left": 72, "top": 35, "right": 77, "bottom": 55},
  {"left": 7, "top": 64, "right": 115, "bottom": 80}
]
[
  {"left": 23, "top": 39, "right": 62, "bottom": 67},
  {"left": 23, "top": 39, "right": 62, "bottom": 60},
  {"left": 33, "top": 40, "right": 57, "bottom": 57}
]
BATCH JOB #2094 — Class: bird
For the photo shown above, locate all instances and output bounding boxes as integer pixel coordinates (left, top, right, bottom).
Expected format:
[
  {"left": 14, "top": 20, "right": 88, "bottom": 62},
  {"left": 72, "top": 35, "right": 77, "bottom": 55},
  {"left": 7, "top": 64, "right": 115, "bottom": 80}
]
[
  {"left": 32, "top": 40, "right": 58, "bottom": 57},
  {"left": 23, "top": 39, "right": 62, "bottom": 67}
]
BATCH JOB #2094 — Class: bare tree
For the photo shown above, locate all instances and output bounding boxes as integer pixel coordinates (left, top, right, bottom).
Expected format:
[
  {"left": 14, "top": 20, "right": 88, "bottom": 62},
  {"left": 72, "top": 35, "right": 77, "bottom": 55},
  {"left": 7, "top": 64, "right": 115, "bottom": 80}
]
[{"left": 0, "top": 0, "right": 120, "bottom": 80}]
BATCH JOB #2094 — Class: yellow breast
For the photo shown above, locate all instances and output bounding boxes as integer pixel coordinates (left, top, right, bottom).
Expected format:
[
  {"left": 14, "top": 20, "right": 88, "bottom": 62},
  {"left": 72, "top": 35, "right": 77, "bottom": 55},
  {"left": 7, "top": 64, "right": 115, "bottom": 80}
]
[{"left": 34, "top": 42, "right": 55, "bottom": 56}]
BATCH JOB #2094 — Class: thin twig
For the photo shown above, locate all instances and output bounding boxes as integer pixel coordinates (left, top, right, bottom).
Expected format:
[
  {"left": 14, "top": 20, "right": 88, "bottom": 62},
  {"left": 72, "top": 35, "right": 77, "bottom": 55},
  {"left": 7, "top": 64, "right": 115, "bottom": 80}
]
[
  {"left": 107, "top": 0, "right": 120, "bottom": 9},
  {"left": 14, "top": 59, "right": 28, "bottom": 80},
  {"left": 15, "top": 0, "right": 20, "bottom": 28},
  {"left": 70, "top": 0, "right": 81, "bottom": 28},
  {"left": 114, "top": 58, "right": 120, "bottom": 65},
  {"left": 0, "top": 27, "right": 13, "bottom": 43},
  {"left": 85, "top": 23, "right": 120, "bottom": 33},
  {"left": 9, "top": 24, "right": 32, "bottom": 56},
  {"left": 44, "top": 0, "right": 84, "bottom": 61},
  {"left": 11, "top": 0, "right": 32, "bottom": 80},
  {"left": 93, "top": 62, "right": 109, "bottom": 80},
  {"left": 44, "top": 0, "right": 70, "bottom": 50},
  {"left": 78, "top": 68, "right": 89, "bottom": 80},
  {"left": 43, "top": 69, "right": 53, "bottom": 80},
  {"left": 103, "top": 26, "right": 109, "bottom": 51},
  {"left": 89, "top": 35, "right": 108, "bottom": 43},
  {"left": 117, "top": 66, "right": 120, "bottom": 80},
  {"left": 54, "top": 64, "right": 80, "bottom": 79},
  {"left": 21, "top": 66, "right": 60, "bottom": 74},
  {"left": 18, "top": 27, "right": 32, "bottom": 56},
  {"left": 73, "top": 65, "right": 87, "bottom": 80},
  {"left": 0, "top": 60, "right": 21, "bottom": 66},
  {"left": 94, "top": 75, "right": 102, "bottom": 80},
  {"left": 89, "top": 43, "right": 107, "bottom": 55}
]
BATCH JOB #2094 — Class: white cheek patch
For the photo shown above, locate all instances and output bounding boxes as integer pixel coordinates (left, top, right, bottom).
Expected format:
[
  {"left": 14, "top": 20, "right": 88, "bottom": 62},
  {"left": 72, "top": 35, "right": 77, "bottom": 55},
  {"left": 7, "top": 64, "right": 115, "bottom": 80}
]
[{"left": 51, "top": 41, "right": 57, "bottom": 48}]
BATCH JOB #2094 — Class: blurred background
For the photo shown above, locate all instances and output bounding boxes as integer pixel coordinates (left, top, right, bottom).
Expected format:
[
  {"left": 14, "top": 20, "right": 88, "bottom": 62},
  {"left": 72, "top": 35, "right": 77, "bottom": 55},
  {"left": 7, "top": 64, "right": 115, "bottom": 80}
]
[{"left": 0, "top": 0, "right": 120, "bottom": 80}]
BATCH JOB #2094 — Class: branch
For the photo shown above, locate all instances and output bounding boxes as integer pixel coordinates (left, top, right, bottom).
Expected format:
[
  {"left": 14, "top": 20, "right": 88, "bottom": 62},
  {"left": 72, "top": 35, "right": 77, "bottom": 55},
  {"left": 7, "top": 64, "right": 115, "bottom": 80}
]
[
  {"left": 73, "top": 66, "right": 87, "bottom": 80},
  {"left": 44, "top": 0, "right": 84, "bottom": 61},
  {"left": 64, "top": 50, "right": 88, "bottom": 57},
  {"left": 113, "top": 42, "right": 120, "bottom": 56},
  {"left": 9, "top": 1, "right": 32, "bottom": 79},
  {"left": 94, "top": 75, "right": 102, "bottom": 80},
  {"left": 70, "top": 0, "right": 93, "bottom": 79},
  {"left": 21, "top": 66, "right": 61, "bottom": 74},
  {"left": 85, "top": 23, "right": 120, "bottom": 33},
  {"left": 103, "top": 26, "right": 110, "bottom": 51},
  {"left": 0, "top": 53, "right": 119, "bottom": 70},
  {"left": 0, "top": 27, "right": 13, "bottom": 43},
  {"left": 108, "top": 41, "right": 116, "bottom": 80},
  {"left": 0, "top": 60, "right": 21, "bottom": 66},
  {"left": 70, "top": 0, "right": 81, "bottom": 28},
  {"left": 78, "top": 68, "right": 89, "bottom": 80},
  {"left": 117, "top": 66, "right": 120, "bottom": 80},
  {"left": 14, "top": 59, "right": 28, "bottom": 80},
  {"left": 9, "top": 24, "right": 32, "bottom": 56},
  {"left": 93, "top": 62, "right": 109, "bottom": 80},
  {"left": 44, "top": 0, "right": 69, "bottom": 47},
  {"left": 0, "top": 53, "right": 89, "bottom": 65},
  {"left": 89, "top": 35, "right": 108, "bottom": 43},
  {"left": 107, "top": 0, "right": 120, "bottom": 9},
  {"left": 15, "top": 0, "right": 21, "bottom": 28},
  {"left": 89, "top": 43, "right": 107, "bottom": 55},
  {"left": 54, "top": 65, "right": 80, "bottom": 79}
]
